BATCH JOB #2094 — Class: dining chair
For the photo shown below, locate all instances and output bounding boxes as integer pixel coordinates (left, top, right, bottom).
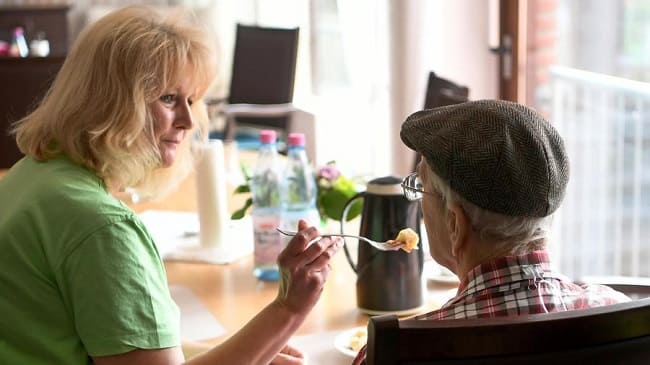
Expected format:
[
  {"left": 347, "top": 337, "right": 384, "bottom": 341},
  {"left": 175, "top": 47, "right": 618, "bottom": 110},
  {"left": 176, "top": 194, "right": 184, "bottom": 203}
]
[
  {"left": 366, "top": 297, "right": 650, "bottom": 365},
  {"left": 422, "top": 71, "right": 470, "bottom": 111},
  {"left": 208, "top": 24, "right": 300, "bottom": 142},
  {"left": 412, "top": 72, "right": 470, "bottom": 171}
]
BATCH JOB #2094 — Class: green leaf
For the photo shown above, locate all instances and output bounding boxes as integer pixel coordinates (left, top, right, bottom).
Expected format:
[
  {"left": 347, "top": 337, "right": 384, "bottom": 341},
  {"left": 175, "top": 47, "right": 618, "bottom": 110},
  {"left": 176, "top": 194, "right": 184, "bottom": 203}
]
[
  {"left": 240, "top": 163, "right": 252, "bottom": 180},
  {"left": 332, "top": 175, "right": 357, "bottom": 192},
  {"left": 231, "top": 197, "right": 253, "bottom": 220},
  {"left": 319, "top": 176, "right": 363, "bottom": 221},
  {"left": 233, "top": 184, "right": 250, "bottom": 194}
]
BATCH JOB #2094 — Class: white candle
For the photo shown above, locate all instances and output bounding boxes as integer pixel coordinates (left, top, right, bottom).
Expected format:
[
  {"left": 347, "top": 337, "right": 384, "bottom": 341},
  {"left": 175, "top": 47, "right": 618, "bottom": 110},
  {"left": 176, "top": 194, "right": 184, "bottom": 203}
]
[{"left": 195, "top": 140, "right": 228, "bottom": 248}]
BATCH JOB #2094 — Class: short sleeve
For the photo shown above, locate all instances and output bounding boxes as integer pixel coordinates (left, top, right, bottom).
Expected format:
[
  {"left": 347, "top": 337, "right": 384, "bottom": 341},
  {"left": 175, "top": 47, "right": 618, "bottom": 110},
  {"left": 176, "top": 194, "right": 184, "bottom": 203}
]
[{"left": 59, "top": 217, "right": 180, "bottom": 356}]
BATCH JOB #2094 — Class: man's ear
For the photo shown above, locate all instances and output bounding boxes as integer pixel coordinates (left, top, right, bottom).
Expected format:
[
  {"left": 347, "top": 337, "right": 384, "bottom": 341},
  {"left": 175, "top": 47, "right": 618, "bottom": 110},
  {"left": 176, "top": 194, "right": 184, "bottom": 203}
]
[{"left": 447, "top": 203, "right": 469, "bottom": 257}]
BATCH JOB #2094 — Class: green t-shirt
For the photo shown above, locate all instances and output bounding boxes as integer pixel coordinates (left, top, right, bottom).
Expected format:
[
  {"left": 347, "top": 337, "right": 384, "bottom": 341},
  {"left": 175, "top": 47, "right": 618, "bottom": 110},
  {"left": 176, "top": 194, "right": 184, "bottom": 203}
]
[{"left": 0, "top": 156, "right": 180, "bottom": 364}]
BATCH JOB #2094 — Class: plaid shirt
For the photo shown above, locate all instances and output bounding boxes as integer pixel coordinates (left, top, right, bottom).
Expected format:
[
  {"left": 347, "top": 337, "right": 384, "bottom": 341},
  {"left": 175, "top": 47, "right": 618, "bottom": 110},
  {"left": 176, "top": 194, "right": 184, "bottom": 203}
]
[{"left": 352, "top": 250, "right": 630, "bottom": 365}]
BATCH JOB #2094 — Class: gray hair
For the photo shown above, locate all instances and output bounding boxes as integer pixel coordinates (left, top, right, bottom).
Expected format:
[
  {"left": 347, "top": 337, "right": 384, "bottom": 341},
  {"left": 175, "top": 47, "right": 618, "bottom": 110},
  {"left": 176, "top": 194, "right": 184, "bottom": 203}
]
[{"left": 422, "top": 163, "right": 552, "bottom": 253}]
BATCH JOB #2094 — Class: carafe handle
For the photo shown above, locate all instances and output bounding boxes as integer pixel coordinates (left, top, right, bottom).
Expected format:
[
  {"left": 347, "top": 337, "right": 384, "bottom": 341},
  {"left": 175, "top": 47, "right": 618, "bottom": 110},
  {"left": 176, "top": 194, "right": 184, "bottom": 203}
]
[{"left": 340, "top": 191, "right": 365, "bottom": 273}]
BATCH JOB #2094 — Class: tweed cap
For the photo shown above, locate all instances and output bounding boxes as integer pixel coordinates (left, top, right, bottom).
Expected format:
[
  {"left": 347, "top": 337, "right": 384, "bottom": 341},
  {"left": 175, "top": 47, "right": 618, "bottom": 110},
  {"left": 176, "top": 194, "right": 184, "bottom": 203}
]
[{"left": 401, "top": 99, "right": 569, "bottom": 217}]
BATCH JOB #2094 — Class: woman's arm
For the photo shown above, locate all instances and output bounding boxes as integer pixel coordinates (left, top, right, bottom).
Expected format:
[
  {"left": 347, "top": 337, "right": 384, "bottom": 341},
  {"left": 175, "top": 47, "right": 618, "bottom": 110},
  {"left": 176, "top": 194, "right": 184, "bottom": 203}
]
[
  {"left": 93, "top": 221, "right": 341, "bottom": 365},
  {"left": 189, "top": 220, "right": 341, "bottom": 364}
]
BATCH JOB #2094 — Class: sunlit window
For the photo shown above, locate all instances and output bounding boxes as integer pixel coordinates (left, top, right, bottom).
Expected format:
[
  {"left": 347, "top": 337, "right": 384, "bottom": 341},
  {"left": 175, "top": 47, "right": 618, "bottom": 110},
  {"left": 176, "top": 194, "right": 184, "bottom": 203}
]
[{"left": 526, "top": 0, "right": 650, "bottom": 279}]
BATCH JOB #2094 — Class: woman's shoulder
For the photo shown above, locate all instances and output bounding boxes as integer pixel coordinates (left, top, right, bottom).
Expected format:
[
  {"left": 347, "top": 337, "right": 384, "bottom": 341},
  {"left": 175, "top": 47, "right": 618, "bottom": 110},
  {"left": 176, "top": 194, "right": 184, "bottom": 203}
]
[
  {"left": 12, "top": 156, "right": 138, "bottom": 234},
  {"left": 23, "top": 156, "right": 115, "bottom": 201}
]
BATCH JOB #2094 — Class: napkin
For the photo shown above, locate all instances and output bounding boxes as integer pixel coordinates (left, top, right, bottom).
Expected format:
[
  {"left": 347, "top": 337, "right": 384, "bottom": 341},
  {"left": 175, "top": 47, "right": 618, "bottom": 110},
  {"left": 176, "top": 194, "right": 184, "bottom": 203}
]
[{"left": 139, "top": 210, "right": 253, "bottom": 264}]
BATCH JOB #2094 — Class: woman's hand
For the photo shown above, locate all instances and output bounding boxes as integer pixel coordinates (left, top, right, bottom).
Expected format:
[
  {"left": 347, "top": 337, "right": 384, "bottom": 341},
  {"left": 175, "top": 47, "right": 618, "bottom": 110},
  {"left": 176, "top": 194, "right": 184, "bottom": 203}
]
[
  {"left": 269, "top": 344, "right": 305, "bottom": 365},
  {"left": 275, "top": 220, "right": 342, "bottom": 316}
]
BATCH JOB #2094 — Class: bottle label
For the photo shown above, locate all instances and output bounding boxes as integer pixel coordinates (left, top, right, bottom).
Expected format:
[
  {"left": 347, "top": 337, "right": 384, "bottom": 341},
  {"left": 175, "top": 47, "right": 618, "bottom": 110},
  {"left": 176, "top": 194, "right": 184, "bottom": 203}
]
[{"left": 252, "top": 214, "right": 283, "bottom": 266}]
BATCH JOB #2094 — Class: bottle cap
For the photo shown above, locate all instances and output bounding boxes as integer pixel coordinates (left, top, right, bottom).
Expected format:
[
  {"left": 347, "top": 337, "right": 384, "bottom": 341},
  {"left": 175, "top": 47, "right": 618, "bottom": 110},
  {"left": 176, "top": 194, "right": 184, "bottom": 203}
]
[
  {"left": 13, "top": 27, "right": 24, "bottom": 35},
  {"left": 259, "top": 130, "right": 277, "bottom": 144},
  {"left": 288, "top": 133, "right": 305, "bottom": 147}
]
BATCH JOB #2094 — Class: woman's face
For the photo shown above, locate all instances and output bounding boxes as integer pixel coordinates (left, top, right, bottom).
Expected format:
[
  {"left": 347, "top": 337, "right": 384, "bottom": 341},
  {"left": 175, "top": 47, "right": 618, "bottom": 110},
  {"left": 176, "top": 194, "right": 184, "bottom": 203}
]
[{"left": 150, "top": 76, "right": 196, "bottom": 167}]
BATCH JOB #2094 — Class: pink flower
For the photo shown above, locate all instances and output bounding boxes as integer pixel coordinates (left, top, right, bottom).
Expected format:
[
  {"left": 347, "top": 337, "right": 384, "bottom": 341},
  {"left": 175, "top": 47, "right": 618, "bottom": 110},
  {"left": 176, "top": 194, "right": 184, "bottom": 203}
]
[{"left": 317, "top": 164, "right": 340, "bottom": 182}]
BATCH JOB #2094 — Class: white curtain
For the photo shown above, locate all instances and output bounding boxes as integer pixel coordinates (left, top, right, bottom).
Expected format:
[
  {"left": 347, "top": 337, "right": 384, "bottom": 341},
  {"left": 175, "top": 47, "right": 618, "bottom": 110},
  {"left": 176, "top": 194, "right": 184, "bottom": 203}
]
[{"left": 322, "top": 0, "right": 391, "bottom": 178}]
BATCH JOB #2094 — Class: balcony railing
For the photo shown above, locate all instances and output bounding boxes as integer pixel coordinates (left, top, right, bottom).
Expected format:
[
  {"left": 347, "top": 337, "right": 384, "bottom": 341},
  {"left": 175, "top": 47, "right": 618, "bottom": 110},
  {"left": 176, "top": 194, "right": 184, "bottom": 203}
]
[{"left": 550, "top": 65, "right": 650, "bottom": 279}]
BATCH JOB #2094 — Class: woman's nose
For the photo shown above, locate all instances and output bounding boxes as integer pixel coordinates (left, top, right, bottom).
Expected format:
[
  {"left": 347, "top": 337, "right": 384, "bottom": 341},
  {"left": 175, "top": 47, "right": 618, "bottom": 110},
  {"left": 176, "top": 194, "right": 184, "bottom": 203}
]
[{"left": 175, "top": 102, "right": 194, "bottom": 129}]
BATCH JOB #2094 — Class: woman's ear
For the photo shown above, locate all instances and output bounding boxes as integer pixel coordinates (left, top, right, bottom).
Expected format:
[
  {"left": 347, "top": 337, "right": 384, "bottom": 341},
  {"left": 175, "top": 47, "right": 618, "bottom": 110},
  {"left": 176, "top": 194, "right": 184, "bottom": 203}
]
[{"left": 447, "top": 203, "right": 469, "bottom": 257}]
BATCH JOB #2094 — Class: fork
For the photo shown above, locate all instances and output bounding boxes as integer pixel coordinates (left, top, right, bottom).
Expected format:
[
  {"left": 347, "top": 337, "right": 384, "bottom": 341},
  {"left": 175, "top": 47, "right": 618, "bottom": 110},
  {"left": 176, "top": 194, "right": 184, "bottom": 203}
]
[{"left": 275, "top": 227, "right": 404, "bottom": 251}]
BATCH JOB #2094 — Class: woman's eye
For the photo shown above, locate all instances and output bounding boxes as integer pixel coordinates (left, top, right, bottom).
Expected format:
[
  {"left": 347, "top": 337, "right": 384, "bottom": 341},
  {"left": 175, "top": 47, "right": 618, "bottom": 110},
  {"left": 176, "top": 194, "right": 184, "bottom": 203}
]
[
  {"left": 187, "top": 98, "right": 194, "bottom": 106},
  {"left": 160, "top": 94, "right": 175, "bottom": 104}
]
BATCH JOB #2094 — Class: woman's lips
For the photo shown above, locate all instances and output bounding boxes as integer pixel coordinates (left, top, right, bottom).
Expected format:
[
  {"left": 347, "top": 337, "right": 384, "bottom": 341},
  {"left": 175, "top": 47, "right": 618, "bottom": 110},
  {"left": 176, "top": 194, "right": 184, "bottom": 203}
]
[{"left": 161, "top": 139, "right": 181, "bottom": 146}]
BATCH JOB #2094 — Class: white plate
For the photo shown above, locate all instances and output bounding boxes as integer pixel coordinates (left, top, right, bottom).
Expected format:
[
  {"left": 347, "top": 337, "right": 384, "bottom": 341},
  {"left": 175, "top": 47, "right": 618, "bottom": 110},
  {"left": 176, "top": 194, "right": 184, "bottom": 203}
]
[
  {"left": 333, "top": 327, "right": 366, "bottom": 358},
  {"left": 423, "top": 261, "right": 460, "bottom": 285},
  {"left": 427, "top": 274, "right": 461, "bottom": 285}
]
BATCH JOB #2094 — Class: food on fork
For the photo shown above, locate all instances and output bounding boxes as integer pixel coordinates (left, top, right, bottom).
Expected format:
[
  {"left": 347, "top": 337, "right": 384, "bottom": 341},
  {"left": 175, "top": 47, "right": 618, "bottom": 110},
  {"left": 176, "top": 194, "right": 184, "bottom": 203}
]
[{"left": 388, "top": 228, "right": 419, "bottom": 253}]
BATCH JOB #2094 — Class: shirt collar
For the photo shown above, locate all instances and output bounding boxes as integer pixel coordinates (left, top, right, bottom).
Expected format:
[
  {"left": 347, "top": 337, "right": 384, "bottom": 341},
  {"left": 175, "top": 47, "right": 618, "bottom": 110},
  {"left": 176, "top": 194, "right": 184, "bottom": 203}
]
[{"left": 455, "top": 250, "right": 552, "bottom": 295}]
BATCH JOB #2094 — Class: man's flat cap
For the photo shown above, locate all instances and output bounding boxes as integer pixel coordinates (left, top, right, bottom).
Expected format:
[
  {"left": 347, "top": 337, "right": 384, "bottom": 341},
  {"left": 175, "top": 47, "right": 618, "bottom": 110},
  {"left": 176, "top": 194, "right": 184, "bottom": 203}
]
[{"left": 401, "top": 99, "right": 569, "bottom": 217}]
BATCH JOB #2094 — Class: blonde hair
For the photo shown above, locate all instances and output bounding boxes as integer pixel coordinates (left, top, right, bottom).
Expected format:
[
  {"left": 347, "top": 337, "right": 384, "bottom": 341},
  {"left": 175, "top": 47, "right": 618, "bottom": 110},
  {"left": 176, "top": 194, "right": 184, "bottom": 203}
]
[{"left": 12, "top": 5, "right": 217, "bottom": 196}]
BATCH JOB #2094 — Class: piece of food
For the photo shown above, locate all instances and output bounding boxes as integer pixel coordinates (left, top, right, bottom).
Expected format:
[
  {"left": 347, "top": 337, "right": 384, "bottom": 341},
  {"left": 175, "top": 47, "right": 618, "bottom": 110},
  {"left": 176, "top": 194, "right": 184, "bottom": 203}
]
[
  {"left": 391, "top": 228, "right": 419, "bottom": 253},
  {"left": 348, "top": 328, "right": 367, "bottom": 352}
]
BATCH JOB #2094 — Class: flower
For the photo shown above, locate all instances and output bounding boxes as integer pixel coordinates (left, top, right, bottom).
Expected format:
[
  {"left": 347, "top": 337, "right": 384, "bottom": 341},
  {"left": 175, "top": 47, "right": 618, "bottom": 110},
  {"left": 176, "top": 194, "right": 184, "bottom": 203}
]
[
  {"left": 315, "top": 162, "right": 362, "bottom": 222},
  {"left": 231, "top": 161, "right": 363, "bottom": 222},
  {"left": 316, "top": 164, "right": 340, "bottom": 183}
]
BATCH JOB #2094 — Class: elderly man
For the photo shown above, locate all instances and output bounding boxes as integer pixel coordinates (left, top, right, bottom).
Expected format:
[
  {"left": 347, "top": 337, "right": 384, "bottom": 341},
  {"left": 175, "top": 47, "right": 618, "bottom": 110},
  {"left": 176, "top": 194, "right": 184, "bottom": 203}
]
[{"left": 352, "top": 99, "right": 629, "bottom": 365}]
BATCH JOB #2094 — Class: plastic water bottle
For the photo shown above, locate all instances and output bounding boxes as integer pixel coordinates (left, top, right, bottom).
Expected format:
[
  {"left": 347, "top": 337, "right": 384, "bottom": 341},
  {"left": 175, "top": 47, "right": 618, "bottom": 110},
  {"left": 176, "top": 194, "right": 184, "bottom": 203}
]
[
  {"left": 9, "top": 27, "right": 29, "bottom": 58},
  {"left": 250, "top": 130, "right": 283, "bottom": 281},
  {"left": 281, "top": 133, "right": 320, "bottom": 241}
]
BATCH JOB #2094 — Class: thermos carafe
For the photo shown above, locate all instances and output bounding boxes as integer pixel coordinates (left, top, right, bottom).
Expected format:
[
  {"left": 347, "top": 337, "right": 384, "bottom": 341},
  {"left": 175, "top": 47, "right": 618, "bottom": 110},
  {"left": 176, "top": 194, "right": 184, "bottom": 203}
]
[{"left": 340, "top": 176, "right": 424, "bottom": 315}]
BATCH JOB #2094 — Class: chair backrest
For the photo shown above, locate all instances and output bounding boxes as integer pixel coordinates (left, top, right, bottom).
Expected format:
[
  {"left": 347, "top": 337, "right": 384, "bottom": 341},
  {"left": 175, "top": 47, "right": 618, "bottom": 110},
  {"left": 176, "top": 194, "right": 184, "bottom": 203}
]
[
  {"left": 224, "top": 24, "right": 299, "bottom": 139},
  {"left": 228, "top": 24, "right": 299, "bottom": 105},
  {"left": 0, "top": 57, "right": 64, "bottom": 169},
  {"left": 422, "top": 71, "right": 469, "bottom": 110},
  {"left": 412, "top": 72, "right": 469, "bottom": 171},
  {"left": 366, "top": 298, "right": 650, "bottom": 365}
]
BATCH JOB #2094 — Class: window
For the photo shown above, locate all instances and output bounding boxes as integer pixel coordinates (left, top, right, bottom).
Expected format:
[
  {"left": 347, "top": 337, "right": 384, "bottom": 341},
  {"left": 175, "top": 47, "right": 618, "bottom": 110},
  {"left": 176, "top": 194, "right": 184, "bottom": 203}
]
[{"left": 523, "top": 0, "right": 650, "bottom": 279}]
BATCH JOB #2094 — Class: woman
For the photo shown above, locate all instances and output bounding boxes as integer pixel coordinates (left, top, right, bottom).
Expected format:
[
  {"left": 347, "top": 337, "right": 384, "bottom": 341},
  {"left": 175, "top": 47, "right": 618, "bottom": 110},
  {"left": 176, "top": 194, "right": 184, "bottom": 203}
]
[{"left": 0, "top": 6, "right": 340, "bottom": 365}]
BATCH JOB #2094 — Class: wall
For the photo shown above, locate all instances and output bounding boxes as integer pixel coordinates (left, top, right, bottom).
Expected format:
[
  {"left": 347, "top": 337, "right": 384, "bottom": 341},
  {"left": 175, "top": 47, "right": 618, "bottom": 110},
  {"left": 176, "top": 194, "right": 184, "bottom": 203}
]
[{"left": 389, "top": 0, "right": 499, "bottom": 177}]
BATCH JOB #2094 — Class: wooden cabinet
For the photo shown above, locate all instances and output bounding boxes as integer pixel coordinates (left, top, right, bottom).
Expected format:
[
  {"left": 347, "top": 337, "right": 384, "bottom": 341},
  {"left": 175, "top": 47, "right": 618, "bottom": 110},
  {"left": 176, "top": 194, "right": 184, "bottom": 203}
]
[
  {"left": 0, "top": 5, "right": 69, "bottom": 168},
  {"left": 0, "top": 56, "right": 65, "bottom": 168},
  {"left": 0, "top": 5, "right": 70, "bottom": 57}
]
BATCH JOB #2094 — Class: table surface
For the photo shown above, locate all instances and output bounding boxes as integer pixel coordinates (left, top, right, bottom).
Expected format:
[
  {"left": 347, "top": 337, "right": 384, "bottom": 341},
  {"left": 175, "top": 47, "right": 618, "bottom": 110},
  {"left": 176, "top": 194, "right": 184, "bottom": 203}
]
[{"left": 0, "top": 159, "right": 458, "bottom": 361}]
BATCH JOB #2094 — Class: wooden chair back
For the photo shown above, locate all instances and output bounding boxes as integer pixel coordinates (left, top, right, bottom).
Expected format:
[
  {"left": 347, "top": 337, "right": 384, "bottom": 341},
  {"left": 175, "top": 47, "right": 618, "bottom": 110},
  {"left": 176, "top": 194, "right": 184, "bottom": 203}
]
[{"left": 367, "top": 298, "right": 650, "bottom": 365}]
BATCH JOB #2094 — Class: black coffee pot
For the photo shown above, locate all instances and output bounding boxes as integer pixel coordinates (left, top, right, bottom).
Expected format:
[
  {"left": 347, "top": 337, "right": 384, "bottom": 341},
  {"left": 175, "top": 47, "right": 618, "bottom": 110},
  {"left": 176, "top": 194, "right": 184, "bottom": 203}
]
[{"left": 340, "top": 176, "right": 424, "bottom": 315}]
